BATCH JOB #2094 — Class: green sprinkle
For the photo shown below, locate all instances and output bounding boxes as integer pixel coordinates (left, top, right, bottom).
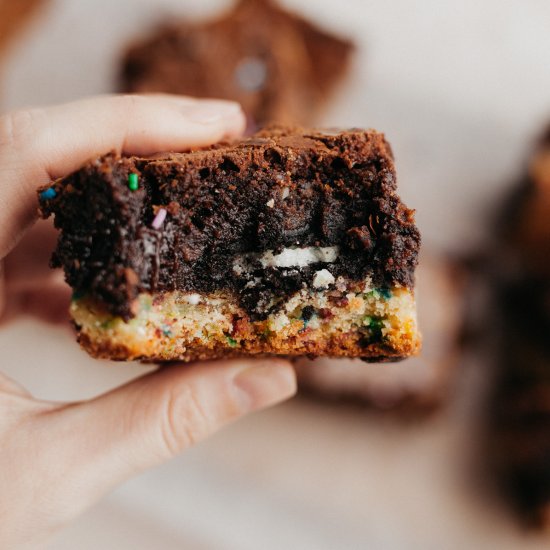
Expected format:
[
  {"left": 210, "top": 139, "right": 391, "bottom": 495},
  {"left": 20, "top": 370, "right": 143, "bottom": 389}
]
[
  {"left": 363, "top": 315, "right": 373, "bottom": 326},
  {"left": 128, "top": 173, "right": 139, "bottom": 191},
  {"left": 369, "top": 318, "right": 384, "bottom": 331},
  {"left": 366, "top": 289, "right": 380, "bottom": 299},
  {"left": 100, "top": 319, "right": 115, "bottom": 330},
  {"left": 362, "top": 315, "right": 385, "bottom": 341},
  {"left": 226, "top": 336, "right": 238, "bottom": 347}
]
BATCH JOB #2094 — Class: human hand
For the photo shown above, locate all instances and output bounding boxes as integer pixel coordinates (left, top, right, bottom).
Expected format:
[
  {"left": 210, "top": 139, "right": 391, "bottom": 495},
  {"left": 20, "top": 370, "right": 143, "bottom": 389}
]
[{"left": 0, "top": 95, "right": 296, "bottom": 549}]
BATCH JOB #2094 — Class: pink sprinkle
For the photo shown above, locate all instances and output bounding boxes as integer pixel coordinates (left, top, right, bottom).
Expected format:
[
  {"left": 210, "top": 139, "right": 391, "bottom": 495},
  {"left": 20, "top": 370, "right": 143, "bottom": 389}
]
[{"left": 151, "top": 208, "right": 167, "bottom": 229}]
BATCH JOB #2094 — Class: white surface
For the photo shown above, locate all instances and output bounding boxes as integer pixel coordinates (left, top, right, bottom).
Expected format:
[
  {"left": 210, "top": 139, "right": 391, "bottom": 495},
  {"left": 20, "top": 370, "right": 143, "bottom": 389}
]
[{"left": 2, "top": 0, "right": 550, "bottom": 548}]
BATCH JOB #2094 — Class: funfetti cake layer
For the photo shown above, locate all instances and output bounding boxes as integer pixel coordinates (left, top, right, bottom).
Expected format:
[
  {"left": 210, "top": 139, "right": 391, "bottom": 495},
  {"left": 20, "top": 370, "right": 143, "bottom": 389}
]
[{"left": 39, "top": 126, "right": 421, "bottom": 362}]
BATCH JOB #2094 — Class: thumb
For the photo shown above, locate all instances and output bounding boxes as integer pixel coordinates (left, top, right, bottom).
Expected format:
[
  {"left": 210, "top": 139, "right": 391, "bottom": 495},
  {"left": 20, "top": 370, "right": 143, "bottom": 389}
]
[{"left": 53, "top": 359, "right": 295, "bottom": 505}]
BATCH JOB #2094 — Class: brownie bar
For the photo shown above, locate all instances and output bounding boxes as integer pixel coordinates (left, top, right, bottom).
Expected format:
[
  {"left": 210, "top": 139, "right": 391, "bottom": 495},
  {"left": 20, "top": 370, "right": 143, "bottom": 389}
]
[
  {"left": 119, "top": 0, "right": 354, "bottom": 127},
  {"left": 485, "top": 126, "right": 550, "bottom": 526},
  {"left": 39, "top": 126, "right": 421, "bottom": 362}
]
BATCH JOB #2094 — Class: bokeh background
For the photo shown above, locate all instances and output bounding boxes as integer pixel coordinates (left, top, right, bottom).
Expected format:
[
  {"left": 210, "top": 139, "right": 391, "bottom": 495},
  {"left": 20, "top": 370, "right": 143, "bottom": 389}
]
[{"left": 2, "top": 1, "right": 550, "bottom": 548}]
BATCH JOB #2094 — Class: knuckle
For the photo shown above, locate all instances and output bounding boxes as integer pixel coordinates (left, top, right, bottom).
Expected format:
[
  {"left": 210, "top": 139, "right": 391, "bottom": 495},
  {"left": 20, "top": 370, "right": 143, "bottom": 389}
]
[
  {"left": 0, "top": 108, "right": 42, "bottom": 150},
  {"left": 159, "top": 384, "right": 210, "bottom": 457},
  {"left": 118, "top": 93, "right": 146, "bottom": 114}
]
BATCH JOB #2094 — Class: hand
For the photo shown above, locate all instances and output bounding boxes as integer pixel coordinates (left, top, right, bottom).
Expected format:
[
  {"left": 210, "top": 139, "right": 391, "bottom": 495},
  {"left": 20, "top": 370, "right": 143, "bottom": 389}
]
[{"left": 0, "top": 95, "right": 297, "bottom": 549}]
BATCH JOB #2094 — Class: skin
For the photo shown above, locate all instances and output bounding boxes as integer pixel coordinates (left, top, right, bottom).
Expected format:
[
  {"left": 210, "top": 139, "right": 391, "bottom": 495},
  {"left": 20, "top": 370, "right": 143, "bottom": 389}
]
[{"left": 0, "top": 95, "right": 297, "bottom": 549}]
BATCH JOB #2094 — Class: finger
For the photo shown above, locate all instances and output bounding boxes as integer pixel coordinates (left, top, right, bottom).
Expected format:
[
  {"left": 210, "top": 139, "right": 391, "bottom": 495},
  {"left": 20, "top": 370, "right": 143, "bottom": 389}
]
[
  {"left": 52, "top": 359, "right": 295, "bottom": 500},
  {"left": 3, "top": 219, "right": 59, "bottom": 289},
  {"left": 0, "top": 371, "right": 32, "bottom": 397},
  {"left": 0, "top": 280, "right": 71, "bottom": 325},
  {"left": 0, "top": 94, "right": 245, "bottom": 258},
  {"left": 0, "top": 260, "right": 4, "bottom": 317}
]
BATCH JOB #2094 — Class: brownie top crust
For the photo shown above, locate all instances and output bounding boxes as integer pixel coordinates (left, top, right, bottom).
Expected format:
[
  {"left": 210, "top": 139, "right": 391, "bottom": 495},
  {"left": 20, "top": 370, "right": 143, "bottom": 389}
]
[{"left": 39, "top": 126, "right": 420, "bottom": 320}]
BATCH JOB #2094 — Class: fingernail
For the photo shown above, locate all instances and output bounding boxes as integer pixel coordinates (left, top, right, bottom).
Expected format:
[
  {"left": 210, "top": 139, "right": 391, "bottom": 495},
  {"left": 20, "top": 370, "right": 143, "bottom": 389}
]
[
  {"left": 184, "top": 101, "right": 242, "bottom": 124},
  {"left": 232, "top": 362, "right": 296, "bottom": 413}
]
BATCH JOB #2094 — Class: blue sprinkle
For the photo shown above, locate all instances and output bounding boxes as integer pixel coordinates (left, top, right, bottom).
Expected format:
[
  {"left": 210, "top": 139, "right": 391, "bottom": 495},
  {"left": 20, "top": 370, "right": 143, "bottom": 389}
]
[
  {"left": 40, "top": 187, "right": 57, "bottom": 201},
  {"left": 378, "top": 288, "right": 392, "bottom": 299}
]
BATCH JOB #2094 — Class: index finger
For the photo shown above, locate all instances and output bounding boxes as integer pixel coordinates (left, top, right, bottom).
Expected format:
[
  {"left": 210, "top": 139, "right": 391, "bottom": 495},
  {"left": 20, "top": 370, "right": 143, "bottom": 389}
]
[{"left": 0, "top": 94, "right": 245, "bottom": 258}]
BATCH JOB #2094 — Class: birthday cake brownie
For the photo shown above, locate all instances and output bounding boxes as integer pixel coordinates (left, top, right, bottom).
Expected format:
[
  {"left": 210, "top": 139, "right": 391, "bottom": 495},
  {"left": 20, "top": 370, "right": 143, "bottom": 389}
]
[
  {"left": 119, "top": 0, "right": 354, "bottom": 127},
  {"left": 38, "top": 126, "right": 421, "bottom": 362}
]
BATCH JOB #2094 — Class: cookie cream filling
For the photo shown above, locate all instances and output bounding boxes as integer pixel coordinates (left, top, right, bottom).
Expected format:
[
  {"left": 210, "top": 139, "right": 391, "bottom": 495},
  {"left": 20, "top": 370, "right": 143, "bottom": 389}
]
[{"left": 233, "top": 246, "right": 339, "bottom": 274}]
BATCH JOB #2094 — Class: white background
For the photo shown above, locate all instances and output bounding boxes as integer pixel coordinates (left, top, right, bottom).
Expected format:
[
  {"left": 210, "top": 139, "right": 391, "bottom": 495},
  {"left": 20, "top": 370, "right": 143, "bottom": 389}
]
[{"left": 2, "top": 1, "right": 550, "bottom": 548}]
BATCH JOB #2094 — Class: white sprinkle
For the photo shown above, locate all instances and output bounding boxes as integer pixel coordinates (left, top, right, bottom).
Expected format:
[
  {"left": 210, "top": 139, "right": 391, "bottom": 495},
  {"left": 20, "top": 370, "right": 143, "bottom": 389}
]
[
  {"left": 269, "top": 312, "right": 290, "bottom": 332},
  {"left": 281, "top": 187, "right": 290, "bottom": 199},
  {"left": 362, "top": 276, "right": 373, "bottom": 293},
  {"left": 266, "top": 198, "right": 275, "bottom": 208},
  {"left": 232, "top": 259, "right": 244, "bottom": 275},
  {"left": 312, "top": 269, "right": 335, "bottom": 289},
  {"left": 151, "top": 208, "right": 167, "bottom": 229},
  {"left": 336, "top": 276, "right": 347, "bottom": 292},
  {"left": 184, "top": 293, "right": 201, "bottom": 305}
]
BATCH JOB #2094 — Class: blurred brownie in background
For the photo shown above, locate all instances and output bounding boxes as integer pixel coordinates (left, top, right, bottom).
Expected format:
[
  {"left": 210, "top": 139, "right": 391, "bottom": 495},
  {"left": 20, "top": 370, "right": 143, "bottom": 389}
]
[
  {"left": 119, "top": 0, "right": 354, "bottom": 128},
  {"left": 0, "top": 0, "right": 47, "bottom": 61},
  {"left": 295, "top": 253, "right": 465, "bottom": 412},
  {"left": 485, "top": 128, "right": 550, "bottom": 527}
]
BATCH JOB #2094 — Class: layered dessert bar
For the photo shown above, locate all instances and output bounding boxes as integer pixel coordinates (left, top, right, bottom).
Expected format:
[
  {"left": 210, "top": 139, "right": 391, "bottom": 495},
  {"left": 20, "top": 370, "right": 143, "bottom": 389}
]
[
  {"left": 39, "top": 126, "right": 421, "bottom": 362},
  {"left": 120, "top": 0, "right": 354, "bottom": 127},
  {"left": 486, "top": 127, "right": 550, "bottom": 526}
]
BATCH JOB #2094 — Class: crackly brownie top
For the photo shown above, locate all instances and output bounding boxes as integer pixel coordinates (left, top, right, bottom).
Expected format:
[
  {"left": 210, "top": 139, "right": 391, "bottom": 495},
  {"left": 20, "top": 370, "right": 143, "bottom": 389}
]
[{"left": 39, "top": 126, "right": 420, "bottom": 319}]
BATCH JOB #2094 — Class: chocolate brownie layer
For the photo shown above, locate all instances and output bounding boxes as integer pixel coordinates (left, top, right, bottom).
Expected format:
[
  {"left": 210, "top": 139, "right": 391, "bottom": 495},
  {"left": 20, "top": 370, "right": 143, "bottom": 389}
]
[
  {"left": 120, "top": 0, "right": 354, "bottom": 126},
  {"left": 39, "top": 126, "right": 420, "bottom": 362}
]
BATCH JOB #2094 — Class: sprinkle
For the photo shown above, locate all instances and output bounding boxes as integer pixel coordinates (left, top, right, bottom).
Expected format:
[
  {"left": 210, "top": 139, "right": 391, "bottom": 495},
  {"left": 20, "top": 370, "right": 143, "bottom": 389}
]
[
  {"left": 151, "top": 207, "right": 167, "bottom": 229},
  {"left": 266, "top": 198, "right": 275, "bottom": 208},
  {"left": 184, "top": 293, "right": 201, "bottom": 305},
  {"left": 378, "top": 288, "right": 392, "bottom": 299},
  {"left": 226, "top": 336, "right": 238, "bottom": 347},
  {"left": 39, "top": 187, "right": 57, "bottom": 201},
  {"left": 281, "top": 187, "right": 290, "bottom": 199},
  {"left": 128, "top": 173, "right": 139, "bottom": 191},
  {"left": 312, "top": 269, "right": 335, "bottom": 289}
]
